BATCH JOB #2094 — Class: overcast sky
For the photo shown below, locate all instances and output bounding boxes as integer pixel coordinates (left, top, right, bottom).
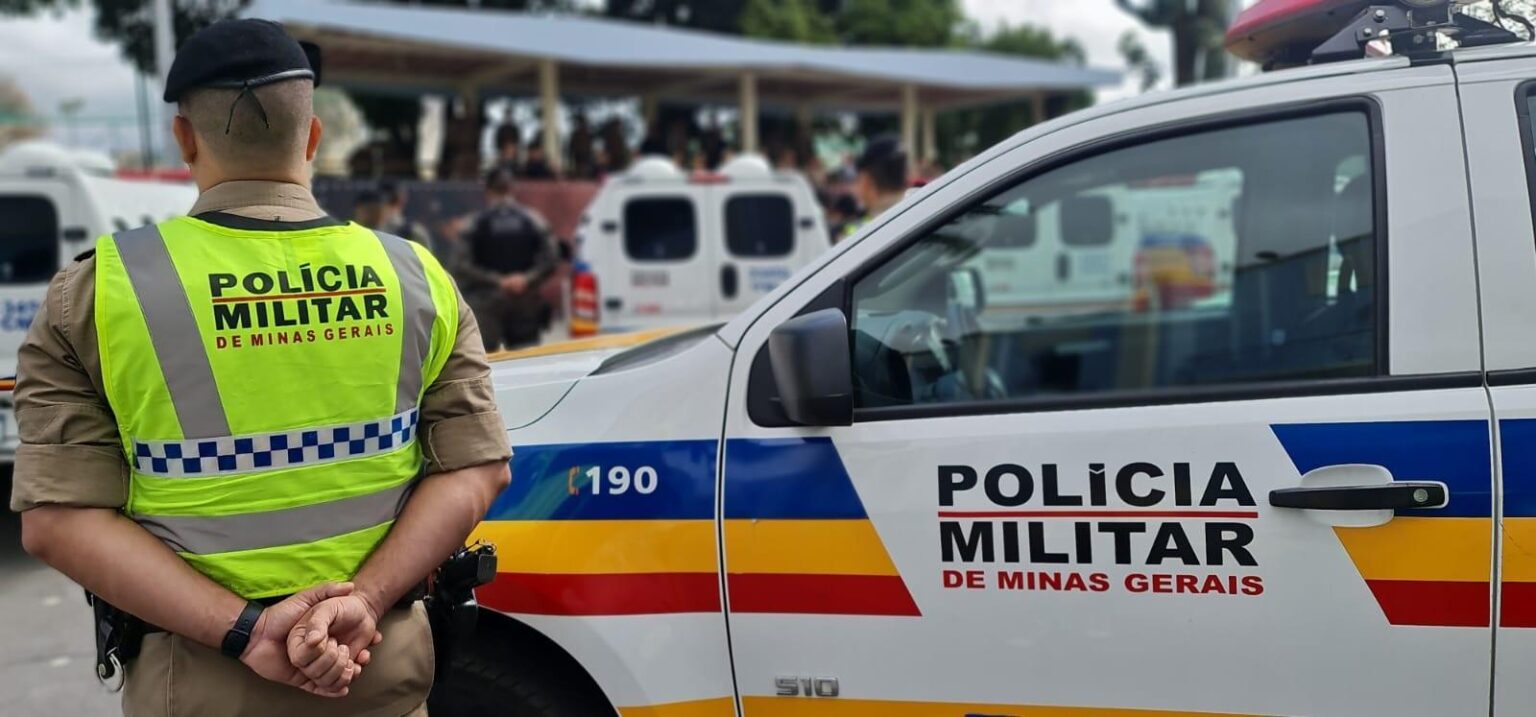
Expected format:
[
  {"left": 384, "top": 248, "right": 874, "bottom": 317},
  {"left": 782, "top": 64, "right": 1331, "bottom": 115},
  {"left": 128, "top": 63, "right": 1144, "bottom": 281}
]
[{"left": 0, "top": 1, "right": 1179, "bottom": 154}]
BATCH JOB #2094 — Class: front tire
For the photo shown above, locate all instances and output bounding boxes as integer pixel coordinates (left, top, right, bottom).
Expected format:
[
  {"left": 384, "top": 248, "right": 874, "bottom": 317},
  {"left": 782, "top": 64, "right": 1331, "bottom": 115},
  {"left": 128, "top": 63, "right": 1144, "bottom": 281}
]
[{"left": 426, "top": 618, "right": 613, "bottom": 717}]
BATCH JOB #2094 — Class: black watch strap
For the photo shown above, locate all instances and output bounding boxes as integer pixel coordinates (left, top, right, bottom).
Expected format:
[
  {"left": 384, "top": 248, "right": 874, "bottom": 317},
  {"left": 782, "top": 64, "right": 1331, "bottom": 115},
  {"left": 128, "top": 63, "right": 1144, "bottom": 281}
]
[{"left": 220, "top": 601, "right": 264, "bottom": 658}]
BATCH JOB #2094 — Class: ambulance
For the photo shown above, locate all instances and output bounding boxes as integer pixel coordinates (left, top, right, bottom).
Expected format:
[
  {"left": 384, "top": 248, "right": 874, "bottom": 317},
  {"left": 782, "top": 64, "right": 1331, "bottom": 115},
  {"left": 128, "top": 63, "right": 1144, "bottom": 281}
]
[
  {"left": 568, "top": 154, "right": 831, "bottom": 336},
  {"left": 0, "top": 142, "right": 195, "bottom": 464},
  {"left": 440, "top": 0, "right": 1536, "bottom": 714}
]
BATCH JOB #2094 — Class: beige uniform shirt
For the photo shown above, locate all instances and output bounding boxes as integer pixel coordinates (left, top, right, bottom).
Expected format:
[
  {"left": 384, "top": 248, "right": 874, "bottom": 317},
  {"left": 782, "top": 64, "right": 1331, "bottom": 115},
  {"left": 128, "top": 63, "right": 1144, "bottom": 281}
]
[{"left": 8, "top": 180, "right": 512, "bottom": 717}]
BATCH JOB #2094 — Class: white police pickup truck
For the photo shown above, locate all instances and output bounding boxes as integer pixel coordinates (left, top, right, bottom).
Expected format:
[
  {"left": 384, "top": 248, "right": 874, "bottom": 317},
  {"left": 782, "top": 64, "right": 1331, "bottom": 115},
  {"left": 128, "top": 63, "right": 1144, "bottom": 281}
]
[{"left": 434, "top": 1, "right": 1536, "bottom": 715}]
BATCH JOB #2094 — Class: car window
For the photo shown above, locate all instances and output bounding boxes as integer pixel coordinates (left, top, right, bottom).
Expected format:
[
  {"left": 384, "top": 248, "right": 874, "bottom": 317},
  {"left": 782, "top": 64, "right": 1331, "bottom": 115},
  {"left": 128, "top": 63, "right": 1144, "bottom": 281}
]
[
  {"left": 0, "top": 195, "right": 60, "bottom": 284},
  {"left": 624, "top": 197, "right": 696, "bottom": 262},
  {"left": 849, "top": 111, "right": 1378, "bottom": 410},
  {"left": 1517, "top": 87, "right": 1536, "bottom": 247},
  {"left": 725, "top": 193, "right": 794, "bottom": 258}
]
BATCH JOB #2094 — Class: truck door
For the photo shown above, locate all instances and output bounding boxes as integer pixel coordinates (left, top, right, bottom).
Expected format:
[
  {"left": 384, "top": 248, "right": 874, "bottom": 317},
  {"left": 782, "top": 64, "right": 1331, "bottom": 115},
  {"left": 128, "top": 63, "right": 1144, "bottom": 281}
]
[
  {"left": 719, "top": 66, "right": 1494, "bottom": 716},
  {"left": 711, "top": 186, "right": 800, "bottom": 319},
  {"left": 1452, "top": 55, "right": 1536, "bottom": 715},
  {"left": 605, "top": 187, "right": 715, "bottom": 330}
]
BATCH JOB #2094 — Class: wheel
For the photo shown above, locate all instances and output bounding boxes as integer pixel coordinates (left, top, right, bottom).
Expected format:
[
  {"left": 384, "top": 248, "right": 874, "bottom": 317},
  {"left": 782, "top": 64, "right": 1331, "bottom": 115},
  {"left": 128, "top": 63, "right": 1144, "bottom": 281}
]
[{"left": 426, "top": 620, "right": 613, "bottom": 717}]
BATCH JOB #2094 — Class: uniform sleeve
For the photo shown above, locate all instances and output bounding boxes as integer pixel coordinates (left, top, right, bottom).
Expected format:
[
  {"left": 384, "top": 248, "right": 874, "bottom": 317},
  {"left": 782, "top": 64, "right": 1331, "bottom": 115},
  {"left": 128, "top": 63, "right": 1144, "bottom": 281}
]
[
  {"left": 9, "top": 257, "right": 130, "bottom": 512},
  {"left": 523, "top": 208, "right": 559, "bottom": 286},
  {"left": 417, "top": 288, "right": 511, "bottom": 475}
]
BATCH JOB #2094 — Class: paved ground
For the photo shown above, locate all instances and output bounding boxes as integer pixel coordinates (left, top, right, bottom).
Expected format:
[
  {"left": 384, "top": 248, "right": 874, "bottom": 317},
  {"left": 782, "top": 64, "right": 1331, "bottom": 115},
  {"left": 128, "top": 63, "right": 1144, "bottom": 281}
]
[{"left": 0, "top": 472, "right": 120, "bottom": 716}]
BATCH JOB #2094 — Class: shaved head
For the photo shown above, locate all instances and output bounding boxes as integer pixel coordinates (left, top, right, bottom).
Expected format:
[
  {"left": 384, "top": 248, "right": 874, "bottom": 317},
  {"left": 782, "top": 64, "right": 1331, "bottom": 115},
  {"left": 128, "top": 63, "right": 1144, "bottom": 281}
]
[{"left": 177, "top": 79, "right": 315, "bottom": 174}]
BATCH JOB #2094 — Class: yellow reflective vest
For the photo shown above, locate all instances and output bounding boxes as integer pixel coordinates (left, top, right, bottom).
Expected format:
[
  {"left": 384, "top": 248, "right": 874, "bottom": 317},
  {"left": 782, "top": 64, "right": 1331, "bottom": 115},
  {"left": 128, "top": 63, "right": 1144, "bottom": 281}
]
[{"left": 95, "top": 216, "right": 459, "bottom": 598}]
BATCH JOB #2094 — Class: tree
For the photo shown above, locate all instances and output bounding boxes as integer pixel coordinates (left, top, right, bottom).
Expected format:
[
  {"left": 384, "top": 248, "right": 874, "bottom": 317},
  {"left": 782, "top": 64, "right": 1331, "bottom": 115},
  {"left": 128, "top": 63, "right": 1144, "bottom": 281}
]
[
  {"left": 973, "top": 21, "right": 1085, "bottom": 63},
  {"left": 837, "top": 0, "right": 961, "bottom": 47},
  {"left": 936, "top": 22, "right": 1089, "bottom": 166},
  {"left": 0, "top": 1, "right": 248, "bottom": 73},
  {"left": 0, "top": 74, "right": 43, "bottom": 148},
  {"left": 1463, "top": 0, "right": 1536, "bottom": 40},
  {"left": 604, "top": 0, "right": 746, "bottom": 34},
  {"left": 1117, "top": 30, "right": 1160, "bottom": 92},
  {"left": 1115, "top": 0, "right": 1228, "bottom": 86},
  {"left": 740, "top": 0, "right": 835, "bottom": 44}
]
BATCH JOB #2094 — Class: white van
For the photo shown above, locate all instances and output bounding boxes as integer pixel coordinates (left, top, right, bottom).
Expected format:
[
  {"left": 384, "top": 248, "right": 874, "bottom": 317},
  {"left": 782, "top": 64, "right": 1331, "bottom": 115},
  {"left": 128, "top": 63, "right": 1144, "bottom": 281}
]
[
  {"left": 956, "top": 170, "right": 1243, "bottom": 332},
  {"left": 569, "top": 155, "right": 829, "bottom": 335},
  {"left": 0, "top": 142, "right": 195, "bottom": 462}
]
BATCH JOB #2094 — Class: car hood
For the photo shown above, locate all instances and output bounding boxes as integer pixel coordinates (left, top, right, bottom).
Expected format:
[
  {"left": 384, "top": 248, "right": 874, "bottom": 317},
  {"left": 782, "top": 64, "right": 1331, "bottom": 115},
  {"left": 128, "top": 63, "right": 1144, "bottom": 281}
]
[{"left": 487, "top": 327, "right": 700, "bottom": 429}]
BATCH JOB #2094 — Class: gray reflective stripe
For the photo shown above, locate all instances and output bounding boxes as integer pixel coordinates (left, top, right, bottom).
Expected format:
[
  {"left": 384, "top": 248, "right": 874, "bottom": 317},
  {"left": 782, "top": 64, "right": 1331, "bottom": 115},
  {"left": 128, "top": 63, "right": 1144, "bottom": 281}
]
[
  {"left": 135, "top": 480, "right": 413, "bottom": 555},
  {"left": 374, "top": 231, "right": 436, "bottom": 413},
  {"left": 114, "top": 226, "right": 231, "bottom": 439}
]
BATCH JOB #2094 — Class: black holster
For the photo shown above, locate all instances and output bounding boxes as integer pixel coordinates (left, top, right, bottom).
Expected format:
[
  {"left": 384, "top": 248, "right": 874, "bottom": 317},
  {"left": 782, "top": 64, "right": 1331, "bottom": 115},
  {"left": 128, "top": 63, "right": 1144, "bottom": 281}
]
[
  {"left": 87, "top": 591, "right": 148, "bottom": 690},
  {"left": 424, "top": 541, "right": 497, "bottom": 684}
]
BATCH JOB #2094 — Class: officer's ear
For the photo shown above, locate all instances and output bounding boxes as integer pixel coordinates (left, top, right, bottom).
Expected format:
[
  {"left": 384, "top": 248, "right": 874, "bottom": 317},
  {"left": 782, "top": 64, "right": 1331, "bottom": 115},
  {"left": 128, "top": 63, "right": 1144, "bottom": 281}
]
[
  {"left": 305, "top": 114, "right": 323, "bottom": 163},
  {"left": 172, "top": 114, "right": 198, "bottom": 165}
]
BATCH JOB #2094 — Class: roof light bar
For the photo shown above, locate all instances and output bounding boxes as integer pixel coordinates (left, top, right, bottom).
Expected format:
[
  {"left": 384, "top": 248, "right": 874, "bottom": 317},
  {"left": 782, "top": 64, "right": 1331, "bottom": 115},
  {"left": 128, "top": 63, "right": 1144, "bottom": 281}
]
[{"left": 1227, "top": 0, "right": 1516, "bottom": 69}]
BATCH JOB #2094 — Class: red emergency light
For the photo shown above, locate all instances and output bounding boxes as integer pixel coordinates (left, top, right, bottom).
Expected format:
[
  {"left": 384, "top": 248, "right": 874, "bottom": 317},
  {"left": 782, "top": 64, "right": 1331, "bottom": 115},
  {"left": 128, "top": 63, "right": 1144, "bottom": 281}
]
[
  {"left": 1226, "top": 0, "right": 1374, "bottom": 63},
  {"left": 1226, "top": 0, "right": 1510, "bottom": 69}
]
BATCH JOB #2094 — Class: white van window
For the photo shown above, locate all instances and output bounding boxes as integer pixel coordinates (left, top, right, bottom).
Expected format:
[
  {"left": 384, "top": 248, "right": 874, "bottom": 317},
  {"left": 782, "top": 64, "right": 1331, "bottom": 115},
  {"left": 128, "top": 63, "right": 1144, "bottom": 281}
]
[
  {"left": 624, "top": 197, "right": 696, "bottom": 262},
  {"left": 725, "top": 194, "right": 794, "bottom": 258},
  {"left": 0, "top": 195, "right": 60, "bottom": 284},
  {"left": 849, "top": 111, "right": 1378, "bottom": 409}
]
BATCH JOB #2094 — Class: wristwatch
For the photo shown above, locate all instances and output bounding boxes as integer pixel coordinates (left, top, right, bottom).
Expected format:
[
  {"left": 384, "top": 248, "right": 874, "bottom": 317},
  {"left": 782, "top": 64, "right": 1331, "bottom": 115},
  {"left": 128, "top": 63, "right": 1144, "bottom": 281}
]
[{"left": 221, "top": 601, "right": 265, "bottom": 658}]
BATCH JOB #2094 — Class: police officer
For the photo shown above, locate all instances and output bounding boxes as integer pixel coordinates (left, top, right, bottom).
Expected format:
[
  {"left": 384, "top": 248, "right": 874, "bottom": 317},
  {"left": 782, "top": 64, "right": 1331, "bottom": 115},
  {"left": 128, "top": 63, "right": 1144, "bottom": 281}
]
[
  {"left": 457, "top": 169, "right": 558, "bottom": 351},
  {"left": 10, "top": 19, "right": 512, "bottom": 716},
  {"left": 841, "top": 134, "right": 910, "bottom": 241}
]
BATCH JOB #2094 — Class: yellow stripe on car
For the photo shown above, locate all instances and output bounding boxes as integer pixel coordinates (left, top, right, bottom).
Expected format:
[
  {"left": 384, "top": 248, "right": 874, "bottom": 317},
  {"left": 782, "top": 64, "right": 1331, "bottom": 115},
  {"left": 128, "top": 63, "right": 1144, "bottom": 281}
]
[
  {"left": 1333, "top": 517, "right": 1491, "bottom": 583},
  {"left": 470, "top": 519, "right": 717, "bottom": 574}
]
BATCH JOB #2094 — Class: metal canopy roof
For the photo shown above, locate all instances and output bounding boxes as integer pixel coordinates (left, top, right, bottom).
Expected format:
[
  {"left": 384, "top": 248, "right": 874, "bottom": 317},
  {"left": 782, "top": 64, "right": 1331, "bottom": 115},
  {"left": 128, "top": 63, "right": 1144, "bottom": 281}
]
[{"left": 245, "top": 0, "right": 1120, "bottom": 111}]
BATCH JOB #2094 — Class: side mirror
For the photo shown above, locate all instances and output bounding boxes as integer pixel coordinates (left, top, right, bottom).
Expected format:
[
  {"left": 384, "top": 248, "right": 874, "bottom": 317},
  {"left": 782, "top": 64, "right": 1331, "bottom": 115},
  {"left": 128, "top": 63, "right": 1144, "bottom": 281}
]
[{"left": 767, "top": 308, "right": 853, "bottom": 427}]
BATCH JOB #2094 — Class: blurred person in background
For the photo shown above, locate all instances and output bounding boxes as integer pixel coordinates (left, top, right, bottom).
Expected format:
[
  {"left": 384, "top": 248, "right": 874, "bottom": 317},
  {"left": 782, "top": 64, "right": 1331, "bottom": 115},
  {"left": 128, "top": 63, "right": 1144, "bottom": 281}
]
[
  {"left": 522, "top": 138, "right": 556, "bottom": 180},
  {"left": 773, "top": 145, "right": 799, "bottom": 172},
  {"left": 600, "top": 119, "right": 632, "bottom": 174},
  {"left": 352, "top": 188, "right": 386, "bottom": 230},
  {"left": 459, "top": 169, "right": 558, "bottom": 351},
  {"left": 701, "top": 126, "right": 726, "bottom": 170},
  {"left": 568, "top": 113, "right": 597, "bottom": 179},
  {"left": 638, "top": 127, "right": 667, "bottom": 158},
  {"left": 825, "top": 192, "right": 864, "bottom": 244},
  {"left": 377, "top": 181, "right": 435, "bottom": 250},
  {"left": 493, "top": 122, "right": 522, "bottom": 176},
  {"left": 842, "top": 134, "right": 908, "bottom": 240}
]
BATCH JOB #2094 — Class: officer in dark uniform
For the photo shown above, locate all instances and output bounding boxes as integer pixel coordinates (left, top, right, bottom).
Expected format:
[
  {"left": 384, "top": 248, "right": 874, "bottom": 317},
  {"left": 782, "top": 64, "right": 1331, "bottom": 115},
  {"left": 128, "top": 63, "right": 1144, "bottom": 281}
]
[{"left": 457, "top": 169, "right": 558, "bottom": 351}]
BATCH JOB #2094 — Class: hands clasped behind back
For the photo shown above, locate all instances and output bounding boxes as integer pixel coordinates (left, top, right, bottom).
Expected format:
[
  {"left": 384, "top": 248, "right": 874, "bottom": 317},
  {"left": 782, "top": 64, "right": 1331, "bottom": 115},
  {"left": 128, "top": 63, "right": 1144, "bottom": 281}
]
[{"left": 237, "top": 581, "right": 385, "bottom": 698}]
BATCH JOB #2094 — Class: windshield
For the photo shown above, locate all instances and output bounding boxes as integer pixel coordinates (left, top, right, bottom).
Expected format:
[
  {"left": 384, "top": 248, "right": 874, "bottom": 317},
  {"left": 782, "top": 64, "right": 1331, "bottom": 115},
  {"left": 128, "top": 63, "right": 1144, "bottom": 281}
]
[{"left": 0, "top": 195, "right": 60, "bottom": 284}]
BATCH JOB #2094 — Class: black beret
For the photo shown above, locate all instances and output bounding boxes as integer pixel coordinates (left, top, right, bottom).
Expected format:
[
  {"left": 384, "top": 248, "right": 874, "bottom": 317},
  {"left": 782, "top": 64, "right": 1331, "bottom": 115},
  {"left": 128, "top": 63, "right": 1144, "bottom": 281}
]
[
  {"left": 855, "top": 133, "right": 904, "bottom": 172},
  {"left": 163, "top": 19, "right": 321, "bottom": 103}
]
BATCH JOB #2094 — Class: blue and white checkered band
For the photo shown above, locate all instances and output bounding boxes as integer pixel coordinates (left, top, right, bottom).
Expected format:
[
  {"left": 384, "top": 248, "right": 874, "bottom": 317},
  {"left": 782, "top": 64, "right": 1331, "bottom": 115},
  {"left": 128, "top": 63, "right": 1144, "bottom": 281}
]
[{"left": 131, "top": 408, "right": 420, "bottom": 478}]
